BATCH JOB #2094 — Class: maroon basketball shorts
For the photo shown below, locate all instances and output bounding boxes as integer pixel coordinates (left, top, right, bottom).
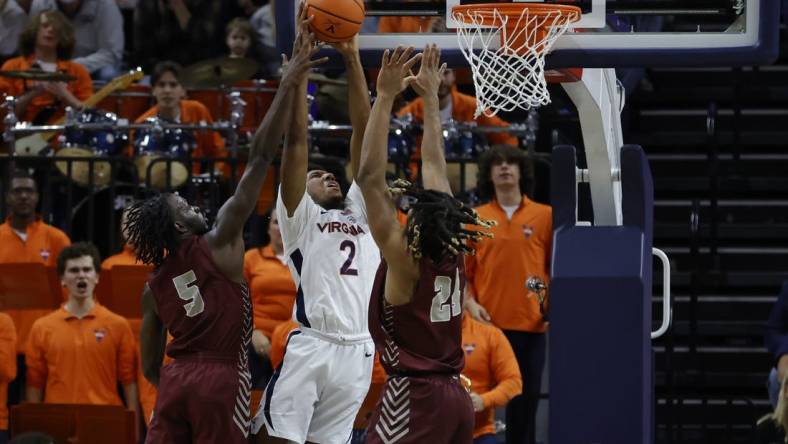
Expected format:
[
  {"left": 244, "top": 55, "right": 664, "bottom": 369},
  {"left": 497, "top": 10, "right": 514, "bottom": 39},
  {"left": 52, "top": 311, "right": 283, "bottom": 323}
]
[
  {"left": 145, "top": 356, "right": 251, "bottom": 444},
  {"left": 366, "top": 374, "right": 474, "bottom": 444}
]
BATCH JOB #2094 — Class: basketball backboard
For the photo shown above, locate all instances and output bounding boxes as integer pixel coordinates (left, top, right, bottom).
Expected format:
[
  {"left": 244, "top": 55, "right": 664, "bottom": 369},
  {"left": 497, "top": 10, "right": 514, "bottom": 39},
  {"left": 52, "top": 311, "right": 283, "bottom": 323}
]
[{"left": 275, "top": 0, "right": 779, "bottom": 68}]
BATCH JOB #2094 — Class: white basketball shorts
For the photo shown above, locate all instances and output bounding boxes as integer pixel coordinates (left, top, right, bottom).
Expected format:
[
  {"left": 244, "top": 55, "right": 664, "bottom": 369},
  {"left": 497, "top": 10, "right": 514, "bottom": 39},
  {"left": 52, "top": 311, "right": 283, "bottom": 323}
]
[{"left": 251, "top": 328, "right": 374, "bottom": 443}]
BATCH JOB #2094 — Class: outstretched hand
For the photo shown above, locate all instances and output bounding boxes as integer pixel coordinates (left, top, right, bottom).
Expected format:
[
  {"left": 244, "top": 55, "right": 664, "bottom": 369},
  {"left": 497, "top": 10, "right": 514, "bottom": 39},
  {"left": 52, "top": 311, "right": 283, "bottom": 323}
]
[
  {"left": 329, "top": 35, "right": 360, "bottom": 61},
  {"left": 280, "top": 2, "right": 329, "bottom": 88},
  {"left": 376, "top": 46, "right": 422, "bottom": 99},
  {"left": 408, "top": 44, "right": 446, "bottom": 98}
]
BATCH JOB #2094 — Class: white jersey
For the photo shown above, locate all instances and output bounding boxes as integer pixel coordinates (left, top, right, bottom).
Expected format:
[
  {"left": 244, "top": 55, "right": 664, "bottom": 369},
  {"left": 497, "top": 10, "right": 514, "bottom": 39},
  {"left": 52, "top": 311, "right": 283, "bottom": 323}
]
[{"left": 276, "top": 182, "right": 380, "bottom": 339}]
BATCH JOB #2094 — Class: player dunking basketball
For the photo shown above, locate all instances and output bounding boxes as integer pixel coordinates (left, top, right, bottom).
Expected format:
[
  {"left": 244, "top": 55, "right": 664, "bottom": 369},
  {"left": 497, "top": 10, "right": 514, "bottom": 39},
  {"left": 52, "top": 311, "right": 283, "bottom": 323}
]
[
  {"left": 250, "top": 4, "right": 380, "bottom": 444},
  {"left": 124, "top": 29, "right": 326, "bottom": 443},
  {"left": 356, "top": 45, "right": 494, "bottom": 444}
]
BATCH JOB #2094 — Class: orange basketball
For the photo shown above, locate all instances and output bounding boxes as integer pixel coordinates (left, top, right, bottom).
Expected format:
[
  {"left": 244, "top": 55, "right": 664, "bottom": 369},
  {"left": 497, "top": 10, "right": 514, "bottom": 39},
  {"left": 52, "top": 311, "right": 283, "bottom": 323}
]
[{"left": 305, "top": 0, "right": 365, "bottom": 43}]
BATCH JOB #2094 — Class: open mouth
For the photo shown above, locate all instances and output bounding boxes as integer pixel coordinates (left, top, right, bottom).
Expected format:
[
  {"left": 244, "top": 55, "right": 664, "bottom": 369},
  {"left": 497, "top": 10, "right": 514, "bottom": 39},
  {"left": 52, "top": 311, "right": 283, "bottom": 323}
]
[{"left": 76, "top": 282, "right": 88, "bottom": 291}]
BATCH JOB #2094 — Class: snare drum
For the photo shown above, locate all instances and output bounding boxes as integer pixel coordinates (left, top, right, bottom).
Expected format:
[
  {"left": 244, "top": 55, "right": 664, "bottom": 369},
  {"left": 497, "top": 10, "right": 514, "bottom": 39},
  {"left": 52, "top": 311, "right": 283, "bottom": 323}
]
[
  {"left": 133, "top": 117, "right": 193, "bottom": 189},
  {"left": 56, "top": 109, "right": 128, "bottom": 187}
]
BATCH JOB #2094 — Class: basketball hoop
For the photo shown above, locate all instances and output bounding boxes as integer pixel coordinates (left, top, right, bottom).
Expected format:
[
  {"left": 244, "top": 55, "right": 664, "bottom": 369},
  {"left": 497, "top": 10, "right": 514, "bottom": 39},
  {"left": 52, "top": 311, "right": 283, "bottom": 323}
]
[{"left": 452, "top": 3, "right": 581, "bottom": 117}]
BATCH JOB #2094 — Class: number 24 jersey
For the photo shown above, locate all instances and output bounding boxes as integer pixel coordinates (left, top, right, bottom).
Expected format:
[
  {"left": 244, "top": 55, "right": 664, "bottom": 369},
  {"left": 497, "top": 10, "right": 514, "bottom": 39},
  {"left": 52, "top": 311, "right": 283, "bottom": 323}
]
[{"left": 276, "top": 182, "right": 381, "bottom": 339}]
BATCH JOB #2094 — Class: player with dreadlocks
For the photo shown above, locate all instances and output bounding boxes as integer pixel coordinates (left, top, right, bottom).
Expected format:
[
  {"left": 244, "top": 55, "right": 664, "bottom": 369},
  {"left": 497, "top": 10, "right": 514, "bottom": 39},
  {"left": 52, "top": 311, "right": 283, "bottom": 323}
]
[
  {"left": 124, "top": 17, "right": 327, "bottom": 443},
  {"left": 356, "top": 44, "right": 494, "bottom": 444}
]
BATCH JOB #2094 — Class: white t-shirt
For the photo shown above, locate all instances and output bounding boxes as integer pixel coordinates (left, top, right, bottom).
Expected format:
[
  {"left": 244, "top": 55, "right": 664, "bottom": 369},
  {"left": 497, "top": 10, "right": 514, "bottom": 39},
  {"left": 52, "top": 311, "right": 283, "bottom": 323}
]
[{"left": 276, "top": 182, "right": 381, "bottom": 340}]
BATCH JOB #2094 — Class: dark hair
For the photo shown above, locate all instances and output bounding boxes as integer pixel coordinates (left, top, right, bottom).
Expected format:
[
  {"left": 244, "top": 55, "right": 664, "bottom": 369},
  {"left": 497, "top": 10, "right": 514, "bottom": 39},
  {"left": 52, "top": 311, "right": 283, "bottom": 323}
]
[
  {"left": 7, "top": 168, "right": 37, "bottom": 191},
  {"left": 57, "top": 242, "right": 101, "bottom": 276},
  {"left": 476, "top": 144, "right": 534, "bottom": 200},
  {"left": 389, "top": 180, "right": 494, "bottom": 263},
  {"left": 151, "top": 61, "right": 183, "bottom": 87},
  {"left": 226, "top": 17, "right": 255, "bottom": 39},
  {"left": 19, "top": 11, "right": 75, "bottom": 59},
  {"left": 124, "top": 193, "right": 179, "bottom": 268}
]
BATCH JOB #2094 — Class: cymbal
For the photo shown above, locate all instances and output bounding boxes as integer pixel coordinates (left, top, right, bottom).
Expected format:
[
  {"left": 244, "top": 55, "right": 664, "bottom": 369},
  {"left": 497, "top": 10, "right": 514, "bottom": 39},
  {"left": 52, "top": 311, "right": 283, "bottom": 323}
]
[
  {"left": 0, "top": 70, "right": 76, "bottom": 82},
  {"left": 180, "top": 57, "right": 259, "bottom": 88}
]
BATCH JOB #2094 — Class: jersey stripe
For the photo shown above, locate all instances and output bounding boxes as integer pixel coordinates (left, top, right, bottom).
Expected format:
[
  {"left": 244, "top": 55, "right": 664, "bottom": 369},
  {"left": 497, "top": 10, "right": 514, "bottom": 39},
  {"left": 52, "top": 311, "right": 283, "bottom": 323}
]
[
  {"left": 289, "top": 249, "right": 311, "bottom": 328},
  {"left": 263, "top": 329, "right": 302, "bottom": 429},
  {"left": 232, "top": 283, "right": 253, "bottom": 437}
]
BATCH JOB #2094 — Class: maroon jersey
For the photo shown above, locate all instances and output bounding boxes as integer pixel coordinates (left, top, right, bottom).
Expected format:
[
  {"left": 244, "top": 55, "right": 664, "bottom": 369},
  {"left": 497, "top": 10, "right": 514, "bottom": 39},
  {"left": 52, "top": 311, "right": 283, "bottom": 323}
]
[
  {"left": 368, "top": 255, "right": 465, "bottom": 375},
  {"left": 149, "top": 236, "right": 252, "bottom": 361}
]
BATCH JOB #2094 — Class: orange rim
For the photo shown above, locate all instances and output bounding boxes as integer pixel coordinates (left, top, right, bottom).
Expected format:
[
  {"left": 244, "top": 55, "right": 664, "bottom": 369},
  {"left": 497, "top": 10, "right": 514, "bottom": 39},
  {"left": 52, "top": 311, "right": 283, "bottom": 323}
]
[{"left": 451, "top": 3, "right": 582, "bottom": 28}]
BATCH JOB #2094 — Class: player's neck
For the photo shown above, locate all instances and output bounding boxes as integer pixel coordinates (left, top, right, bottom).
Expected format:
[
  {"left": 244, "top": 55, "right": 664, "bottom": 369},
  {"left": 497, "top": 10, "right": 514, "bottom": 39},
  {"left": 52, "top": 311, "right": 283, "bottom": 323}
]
[
  {"left": 158, "top": 103, "right": 180, "bottom": 121},
  {"left": 64, "top": 296, "right": 95, "bottom": 318},
  {"left": 34, "top": 47, "right": 57, "bottom": 63},
  {"left": 495, "top": 187, "right": 522, "bottom": 207}
]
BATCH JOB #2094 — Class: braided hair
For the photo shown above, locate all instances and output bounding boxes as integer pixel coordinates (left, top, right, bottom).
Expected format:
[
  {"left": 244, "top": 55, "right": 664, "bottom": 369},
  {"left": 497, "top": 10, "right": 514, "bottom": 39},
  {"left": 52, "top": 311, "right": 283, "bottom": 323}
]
[
  {"left": 124, "top": 193, "right": 179, "bottom": 268},
  {"left": 389, "top": 179, "right": 495, "bottom": 263}
]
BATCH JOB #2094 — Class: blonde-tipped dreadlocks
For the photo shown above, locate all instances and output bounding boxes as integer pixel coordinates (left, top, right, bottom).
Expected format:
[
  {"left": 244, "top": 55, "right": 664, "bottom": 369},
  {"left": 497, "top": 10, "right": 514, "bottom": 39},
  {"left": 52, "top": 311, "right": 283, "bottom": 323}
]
[{"left": 389, "top": 179, "right": 495, "bottom": 262}]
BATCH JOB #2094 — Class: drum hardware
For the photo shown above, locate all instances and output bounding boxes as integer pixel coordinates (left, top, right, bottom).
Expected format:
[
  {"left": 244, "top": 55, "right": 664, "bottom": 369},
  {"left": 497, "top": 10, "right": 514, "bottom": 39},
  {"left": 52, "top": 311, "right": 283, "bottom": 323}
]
[{"left": 3, "top": 96, "right": 17, "bottom": 144}]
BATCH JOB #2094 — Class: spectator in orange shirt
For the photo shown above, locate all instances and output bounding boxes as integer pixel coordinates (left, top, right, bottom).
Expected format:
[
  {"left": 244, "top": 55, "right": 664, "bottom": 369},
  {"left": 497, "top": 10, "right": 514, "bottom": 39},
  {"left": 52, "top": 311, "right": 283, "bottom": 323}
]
[
  {"left": 0, "top": 10, "right": 92, "bottom": 125},
  {"left": 25, "top": 243, "right": 139, "bottom": 422},
  {"left": 133, "top": 61, "right": 228, "bottom": 177},
  {"left": 0, "top": 169, "right": 70, "bottom": 356},
  {"left": 0, "top": 313, "right": 17, "bottom": 443},
  {"left": 397, "top": 67, "right": 518, "bottom": 148},
  {"left": 465, "top": 144, "right": 551, "bottom": 444},
  {"left": 244, "top": 209, "right": 295, "bottom": 356},
  {"left": 462, "top": 312, "right": 522, "bottom": 443}
]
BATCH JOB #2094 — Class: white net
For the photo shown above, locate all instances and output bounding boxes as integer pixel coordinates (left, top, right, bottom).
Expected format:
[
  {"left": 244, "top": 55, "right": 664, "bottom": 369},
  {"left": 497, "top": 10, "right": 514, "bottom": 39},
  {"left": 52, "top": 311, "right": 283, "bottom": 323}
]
[{"left": 452, "top": 5, "right": 579, "bottom": 117}]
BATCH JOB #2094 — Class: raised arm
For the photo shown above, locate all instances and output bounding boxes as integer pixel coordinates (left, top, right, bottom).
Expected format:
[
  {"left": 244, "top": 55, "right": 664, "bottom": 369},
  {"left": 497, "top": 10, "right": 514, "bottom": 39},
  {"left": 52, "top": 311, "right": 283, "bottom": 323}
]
[
  {"left": 408, "top": 44, "right": 451, "bottom": 194},
  {"left": 330, "top": 37, "right": 371, "bottom": 179},
  {"left": 280, "top": 3, "right": 314, "bottom": 216},
  {"left": 208, "top": 7, "right": 326, "bottom": 244},
  {"left": 356, "top": 47, "right": 420, "bottom": 264}
]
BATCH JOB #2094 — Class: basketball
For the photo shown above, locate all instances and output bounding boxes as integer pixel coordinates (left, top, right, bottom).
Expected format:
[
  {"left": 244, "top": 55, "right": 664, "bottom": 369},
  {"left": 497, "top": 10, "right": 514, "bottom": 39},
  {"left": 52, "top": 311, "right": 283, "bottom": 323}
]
[{"left": 305, "top": 0, "right": 365, "bottom": 43}]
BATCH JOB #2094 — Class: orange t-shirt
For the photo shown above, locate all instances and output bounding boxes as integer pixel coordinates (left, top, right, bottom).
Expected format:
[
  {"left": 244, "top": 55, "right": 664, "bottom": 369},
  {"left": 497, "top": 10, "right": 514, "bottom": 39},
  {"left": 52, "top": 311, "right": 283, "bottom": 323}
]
[
  {"left": 0, "top": 56, "right": 93, "bottom": 124},
  {"left": 397, "top": 87, "right": 519, "bottom": 147},
  {"left": 25, "top": 303, "right": 137, "bottom": 405},
  {"left": 0, "top": 314, "right": 17, "bottom": 430},
  {"left": 0, "top": 218, "right": 71, "bottom": 353},
  {"left": 378, "top": 16, "right": 435, "bottom": 33},
  {"left": 100, "top": 245, "right": 140, "bottom": 270},
  {"left": 134, "top": 100, "right": 228, "bottom": 175},
  {"left": 462, "top": 315, "right": 522, "bottom": 438},
  {"left": 243, "top": 246, "right": 296, "bottom": 338},
  {"left": 466, "top": 196, "right": 552, "bottom": 333}
]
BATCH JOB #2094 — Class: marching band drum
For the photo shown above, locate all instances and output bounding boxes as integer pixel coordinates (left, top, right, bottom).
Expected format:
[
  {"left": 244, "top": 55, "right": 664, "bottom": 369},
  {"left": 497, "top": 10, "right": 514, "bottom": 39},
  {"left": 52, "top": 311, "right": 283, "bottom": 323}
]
[{"left": 1, "top": 62, "right": 534, "bottom": 195}]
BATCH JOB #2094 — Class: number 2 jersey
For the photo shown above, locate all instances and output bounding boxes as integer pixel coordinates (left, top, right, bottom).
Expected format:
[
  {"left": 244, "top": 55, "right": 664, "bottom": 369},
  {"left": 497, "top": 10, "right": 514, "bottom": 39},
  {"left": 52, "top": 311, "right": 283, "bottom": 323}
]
[
  {"left": 276, "top": 182, "right": 381, "bottom": 340},
  {"left": 369, "top": 255, "right": 466, "bottom": 375},
  {"left": 148, "top": 235, "right": 252, "bottom": 362}
]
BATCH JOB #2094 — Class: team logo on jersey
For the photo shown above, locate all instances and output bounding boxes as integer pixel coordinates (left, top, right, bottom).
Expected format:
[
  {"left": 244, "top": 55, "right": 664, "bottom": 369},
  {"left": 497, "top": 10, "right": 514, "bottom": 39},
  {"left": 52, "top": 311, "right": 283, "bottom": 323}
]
[
  {"left": 317, "top": 221, "right": 366, "bottom": 236},
  {"left": 39, "top": 249, "right": 51, "bottom": 261},
  {"left": 522, "top": 225, "right": 534, "bottom": 239},
  {"left": 93, "top": 328, "right": 107, "bottom": 343},
  {"left": 463, "top": 342, "right": 476, "bottom": 355}
]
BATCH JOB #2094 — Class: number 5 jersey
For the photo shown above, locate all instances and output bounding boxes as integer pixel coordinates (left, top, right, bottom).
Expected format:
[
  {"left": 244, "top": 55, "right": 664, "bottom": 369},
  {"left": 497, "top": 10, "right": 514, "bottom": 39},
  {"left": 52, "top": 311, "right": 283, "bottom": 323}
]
[{"left": 275, "top": 182, "right": 381, "bottom": 340}]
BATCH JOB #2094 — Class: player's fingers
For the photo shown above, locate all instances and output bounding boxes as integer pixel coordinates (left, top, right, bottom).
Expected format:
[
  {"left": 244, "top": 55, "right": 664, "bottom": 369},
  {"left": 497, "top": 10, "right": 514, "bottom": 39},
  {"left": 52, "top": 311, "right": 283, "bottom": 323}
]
[
  {"left": 433, "top": 44, "right": 441, "bottom": 69},
  {"left": 381, "top": 49, "right": 390, "bottom": 66},
  {"left": 308, "top": 57, "right": 330, "bottom": 67},
  {"left": 390, "top": 45, "right": 404, "bottom": 65},
  {"left": 397, "top": 46, "right": 414, "bottom": 65},
  {"left": 402, "top": 52, "right": 422, "bottom": 72},
  {"left": 438, "top": 62, "right": 448, "bottom": 77}
]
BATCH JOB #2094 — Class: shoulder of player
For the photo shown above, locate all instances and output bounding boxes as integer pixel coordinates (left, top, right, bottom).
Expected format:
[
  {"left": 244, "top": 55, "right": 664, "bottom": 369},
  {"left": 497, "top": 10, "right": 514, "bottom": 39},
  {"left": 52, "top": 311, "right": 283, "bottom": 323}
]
[{"left": 0, "top": 312, "right": 13, "bottom": 329}]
